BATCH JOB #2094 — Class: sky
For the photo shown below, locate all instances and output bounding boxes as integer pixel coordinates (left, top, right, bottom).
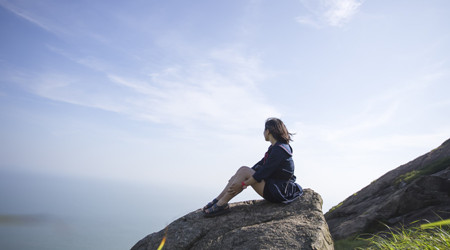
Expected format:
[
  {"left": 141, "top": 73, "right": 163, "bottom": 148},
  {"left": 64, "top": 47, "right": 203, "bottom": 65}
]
[{"left": 0, "top": 0, "right": 449, "bottom": 213}]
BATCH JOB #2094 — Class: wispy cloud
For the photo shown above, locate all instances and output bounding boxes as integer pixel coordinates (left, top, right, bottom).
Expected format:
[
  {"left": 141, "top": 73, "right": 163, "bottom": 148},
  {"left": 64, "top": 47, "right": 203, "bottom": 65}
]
[
  {"left": 0, "top": 0, "right": 124, "bottom": 48},
  {"left": 0, "top": 0, "right": 278, "bottom": 137},
  {"left": 29, "top": 73, "right": 127, "bottom": 114},
  {"left": 297, "top": 0, "right": 363, "bottom": 27},
  {"left": 105, "top": 48, "right": 278, "bottom": 132},
  {"left": 0, "top": 0, "right": 69, "bottom": 36},
  {"left": 11, "top": 46, "right": 278, "bottom": 136}
]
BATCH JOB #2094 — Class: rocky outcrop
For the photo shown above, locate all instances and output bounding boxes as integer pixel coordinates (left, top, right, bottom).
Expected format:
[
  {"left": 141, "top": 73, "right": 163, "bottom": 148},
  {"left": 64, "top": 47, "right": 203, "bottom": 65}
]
[
  {"left": 325, "top": 138, "right": 450, "bottom": 240},
  {"left": 131, "top": 189, "right": 333, "bottom": 250}
]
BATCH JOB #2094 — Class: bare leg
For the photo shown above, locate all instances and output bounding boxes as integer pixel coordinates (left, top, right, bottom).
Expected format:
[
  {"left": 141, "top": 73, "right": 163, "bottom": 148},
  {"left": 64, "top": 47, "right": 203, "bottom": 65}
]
[
  {"left": 216, "top": 166, "right": 265, "bottom": 206},
  {"left": 216, "top": 173, "right": 239, "bottom": 201}
]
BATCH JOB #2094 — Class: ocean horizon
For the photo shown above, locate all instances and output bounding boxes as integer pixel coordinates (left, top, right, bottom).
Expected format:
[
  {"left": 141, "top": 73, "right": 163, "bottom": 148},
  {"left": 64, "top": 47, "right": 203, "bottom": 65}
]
[{"left": 0, "top": 169, "right": 213, "bottom": 250}]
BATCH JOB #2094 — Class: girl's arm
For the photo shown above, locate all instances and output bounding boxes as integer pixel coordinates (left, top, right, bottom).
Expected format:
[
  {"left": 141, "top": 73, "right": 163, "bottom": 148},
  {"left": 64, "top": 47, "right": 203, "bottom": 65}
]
[
  {"left": 252, "top": 146, "right": 285, "bottom": 182},
  {"left": 251, "top": 157, "right": 264, "bottom": 170}
]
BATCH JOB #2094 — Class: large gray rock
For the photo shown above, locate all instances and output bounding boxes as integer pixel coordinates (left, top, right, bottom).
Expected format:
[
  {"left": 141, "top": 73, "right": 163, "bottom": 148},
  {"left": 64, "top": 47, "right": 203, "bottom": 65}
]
[
  {"left": 131, "top": 189, "right": 333, "bottom": 250},
  {"left": 325, "top": 138, "right": 450, "bottom": 240}
]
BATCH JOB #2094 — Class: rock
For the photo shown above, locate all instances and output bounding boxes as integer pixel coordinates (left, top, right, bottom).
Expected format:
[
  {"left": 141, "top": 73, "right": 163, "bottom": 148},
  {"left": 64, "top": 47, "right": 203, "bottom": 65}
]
[
  {"left": 131, "top": 189, "right": 333, "bottom": 250},
  {"left": 325, "top": 138, "right": 450, "bottom": 240}
]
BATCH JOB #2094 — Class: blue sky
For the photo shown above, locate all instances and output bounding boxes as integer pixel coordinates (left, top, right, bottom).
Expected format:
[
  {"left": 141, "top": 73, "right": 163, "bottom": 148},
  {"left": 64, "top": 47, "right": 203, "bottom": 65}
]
[{"left": 1, "top": 0, "right": 449, "bottom": 212}]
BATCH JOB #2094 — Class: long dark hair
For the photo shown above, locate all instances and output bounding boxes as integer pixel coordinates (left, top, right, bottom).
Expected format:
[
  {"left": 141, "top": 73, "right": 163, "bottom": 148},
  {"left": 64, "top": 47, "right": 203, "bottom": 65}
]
[{"left": 265, "top": 118, "right": 294, "bottom": 144}]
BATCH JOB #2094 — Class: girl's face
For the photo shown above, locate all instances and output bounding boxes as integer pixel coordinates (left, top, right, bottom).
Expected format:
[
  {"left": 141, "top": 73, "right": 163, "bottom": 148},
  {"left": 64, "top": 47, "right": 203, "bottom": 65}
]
[{"left": 263, "top": 128, "right": 270, "bottom": 141}]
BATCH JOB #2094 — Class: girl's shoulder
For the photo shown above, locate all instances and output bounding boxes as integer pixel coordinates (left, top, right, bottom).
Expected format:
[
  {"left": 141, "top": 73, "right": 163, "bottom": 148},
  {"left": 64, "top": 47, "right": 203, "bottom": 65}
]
[{"left": 275, "top": 143, "right": 293, "bottom": 156}]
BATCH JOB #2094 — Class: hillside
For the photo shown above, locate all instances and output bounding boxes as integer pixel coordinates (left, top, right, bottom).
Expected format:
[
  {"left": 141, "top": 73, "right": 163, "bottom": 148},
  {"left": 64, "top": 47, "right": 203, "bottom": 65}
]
[{"left": 325, "top": 138, "right": 450, "bottom": 240}]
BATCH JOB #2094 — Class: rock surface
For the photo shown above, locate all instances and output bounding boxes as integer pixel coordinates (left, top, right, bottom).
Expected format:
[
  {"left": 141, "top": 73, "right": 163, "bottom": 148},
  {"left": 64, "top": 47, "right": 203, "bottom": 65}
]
[
  {"left": 131, "top": 189, "right": 333, "bottom": 250},
  {"left": 325, "top": 138, "right": 450, "bottom": 240}
]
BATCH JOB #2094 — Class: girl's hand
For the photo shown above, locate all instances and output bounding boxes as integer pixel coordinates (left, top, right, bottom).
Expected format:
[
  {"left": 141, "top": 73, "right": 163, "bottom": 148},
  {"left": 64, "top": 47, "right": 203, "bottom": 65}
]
[{"left": 228, "top": 182, "right": 242, "bottom": 194}]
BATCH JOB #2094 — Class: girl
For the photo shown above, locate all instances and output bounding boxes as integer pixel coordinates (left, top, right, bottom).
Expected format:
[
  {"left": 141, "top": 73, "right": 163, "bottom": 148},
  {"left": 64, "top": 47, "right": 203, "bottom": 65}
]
[{"left": 203, "top": 118, "right": 303, "bottom": 217}]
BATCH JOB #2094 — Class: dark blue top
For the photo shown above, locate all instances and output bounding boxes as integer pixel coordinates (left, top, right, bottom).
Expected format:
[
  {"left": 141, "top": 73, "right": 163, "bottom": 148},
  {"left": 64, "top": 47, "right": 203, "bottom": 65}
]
[{"left": 252, "top": 142, "right": 303, "bottom": 204}]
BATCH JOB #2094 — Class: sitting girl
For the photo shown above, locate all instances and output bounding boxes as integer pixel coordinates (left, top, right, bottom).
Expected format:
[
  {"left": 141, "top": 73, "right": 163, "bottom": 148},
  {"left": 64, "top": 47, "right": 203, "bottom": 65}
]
[{"left": 203, "top": 118, "right": 303, "bottom": 217}]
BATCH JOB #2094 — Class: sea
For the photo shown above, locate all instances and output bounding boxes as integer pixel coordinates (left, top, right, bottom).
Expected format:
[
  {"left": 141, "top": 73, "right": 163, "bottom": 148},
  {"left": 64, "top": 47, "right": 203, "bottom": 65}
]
[{"left": 0, "top": 169, "right": 212, "bottom": 250}]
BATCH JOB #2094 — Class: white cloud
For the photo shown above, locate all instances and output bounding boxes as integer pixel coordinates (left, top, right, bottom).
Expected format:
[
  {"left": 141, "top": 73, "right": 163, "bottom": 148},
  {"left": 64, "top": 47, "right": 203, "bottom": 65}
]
[
  {"left": 108, "top": 51, "right": 278, "bottom": 133},
  {"left": 13, "top": 47, "right": 278, "bottom": 136},
  {"left": 0, "top": 0, "right": 279, "bottom": 140},
  {"left": 297, "top": 0, "right": 363, "bottom": 27},
  {"left": 324, "top": 0, "right": 363, "bottom": 26}
]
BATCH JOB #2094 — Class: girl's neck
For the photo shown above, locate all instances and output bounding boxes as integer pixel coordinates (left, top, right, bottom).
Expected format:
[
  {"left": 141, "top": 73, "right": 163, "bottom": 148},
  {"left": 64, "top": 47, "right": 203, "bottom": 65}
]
[{"left": 269, "top": 138, "right": 277, "bottom": 146}]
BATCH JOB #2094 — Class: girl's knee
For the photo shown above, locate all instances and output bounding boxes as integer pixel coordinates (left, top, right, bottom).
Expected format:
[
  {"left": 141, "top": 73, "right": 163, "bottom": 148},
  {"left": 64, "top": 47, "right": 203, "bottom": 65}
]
[
  {"left": 238, "top": 166, "right": 250, "bottom": 172},
  {"left": 236, "top": 166, "right": 254, "bottom": 178},
  {"left": 236, "top": 166, "right": 252, "bottom": 175}
]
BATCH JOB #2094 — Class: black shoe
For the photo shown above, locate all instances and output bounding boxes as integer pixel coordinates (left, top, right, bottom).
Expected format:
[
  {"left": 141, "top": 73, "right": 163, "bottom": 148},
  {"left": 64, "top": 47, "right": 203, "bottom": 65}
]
[
  {"left": 202, "top": 198, "right": 218, "bottom": 211},
  {"left": 203, "top": 203, "right": 230, "bottom": 218}
]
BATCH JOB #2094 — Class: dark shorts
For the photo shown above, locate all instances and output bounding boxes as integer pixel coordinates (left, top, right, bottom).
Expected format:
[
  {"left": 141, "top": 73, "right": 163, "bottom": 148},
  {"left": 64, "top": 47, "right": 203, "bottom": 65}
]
[{"left": 263, "top": 179, "right": 303, "bottom": 204}]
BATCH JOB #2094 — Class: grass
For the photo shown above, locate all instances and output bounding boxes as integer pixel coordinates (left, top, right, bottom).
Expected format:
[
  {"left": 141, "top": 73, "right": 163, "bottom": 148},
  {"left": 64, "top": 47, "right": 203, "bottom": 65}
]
[
  {"left": 335, "top": 220, "right": 450, "bottom": 250},
  {"left": 334, "top": 237, "right": 370, "bottom": 250},
  {"left": 394, "top": 157, "right": 450, "bottom": 186},
  {"left": 327, "top": 202, "right": 344, "bottom": 214}
]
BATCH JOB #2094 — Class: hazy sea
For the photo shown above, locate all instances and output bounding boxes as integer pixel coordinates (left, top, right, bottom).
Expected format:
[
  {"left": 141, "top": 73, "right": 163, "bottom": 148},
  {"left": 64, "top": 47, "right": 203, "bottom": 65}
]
[{"left": 0, "top": 169, "right": 210, "bottom": 250}]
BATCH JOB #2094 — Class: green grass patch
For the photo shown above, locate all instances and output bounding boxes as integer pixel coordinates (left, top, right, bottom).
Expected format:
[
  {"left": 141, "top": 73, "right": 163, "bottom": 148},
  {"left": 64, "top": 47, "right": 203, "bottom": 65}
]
[
  {"left": 333, "top": 220, "right": 450, "bottom": 249},
  {"left": 334, "top": 237, "right": 370, "bottom": 250},
  {"left": 394, "top": 157, "right": 450, "bottom": 185},
  {"left": 327, "top": 201, "right": 343, "bottom": 214},
  {"left": 356, "top": 221, "right": 450, "bottom": 249}
]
